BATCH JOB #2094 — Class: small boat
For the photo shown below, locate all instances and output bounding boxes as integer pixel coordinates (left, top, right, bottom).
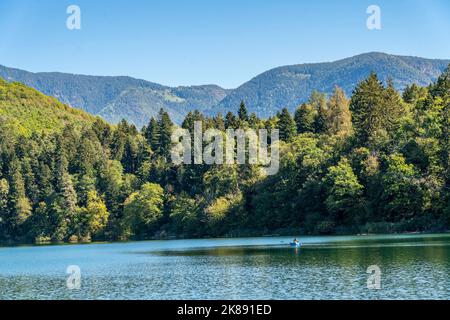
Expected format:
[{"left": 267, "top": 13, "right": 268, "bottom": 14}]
[{"left": 289, "top": 242, "right": 301, "bottom": 248}]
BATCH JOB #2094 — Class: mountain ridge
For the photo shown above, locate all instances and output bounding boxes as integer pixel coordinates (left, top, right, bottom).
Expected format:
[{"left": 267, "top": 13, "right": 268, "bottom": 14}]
[
  {"left": 0, "top": 65, "right": 229, "bottom": 127},
  {"left": 210, "top": 52, "right": 449, "bottom": 118},
  {"left": 1, "top": 52, "right": 449, "bottom": 126}
]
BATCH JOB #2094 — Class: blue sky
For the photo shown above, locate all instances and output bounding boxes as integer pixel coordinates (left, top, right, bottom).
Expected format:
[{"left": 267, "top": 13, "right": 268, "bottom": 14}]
[{"left": 0, "top": 0, "right": 449, "bottom": 88}]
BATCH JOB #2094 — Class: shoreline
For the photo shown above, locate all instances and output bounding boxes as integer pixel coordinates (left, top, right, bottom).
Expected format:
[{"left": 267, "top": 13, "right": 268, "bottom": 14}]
[{"left": 1, "top": 229, "right": 449, "bottom": 249}]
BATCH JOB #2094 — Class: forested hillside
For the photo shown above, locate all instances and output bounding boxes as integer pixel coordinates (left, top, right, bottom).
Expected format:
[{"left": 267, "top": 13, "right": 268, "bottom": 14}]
[
  {"left": 211, "top": 52, "right": 449, "bottom": 118},
  {"left": 1, "top": 52, "right": 448, "bottom": 127},
  {"left": 0, "top": 65, "right": 229, "bottom": 127},
  {"left": 0, "top": 78, "right": 97, "bottom": 136},
  {"left": 0, "top": 64, "right": 449, "bottom": 243}
]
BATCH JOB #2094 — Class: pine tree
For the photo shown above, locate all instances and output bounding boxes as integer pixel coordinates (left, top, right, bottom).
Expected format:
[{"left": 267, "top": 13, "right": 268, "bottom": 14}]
[
  {"left": 157, "top": 108, "right": 174, "bottom": 159},
  {"left": 403, "top": 83, "right": 427, "bottom": 104},
  {"left": 278, "top": 108, "right": 297, "bottom": 142},
  {"left": 350, "top": 73, "right": 402, "bottom": 146},
  {"left": 294, "top": 103, "right": 316, "bottom": 134},
  {"left": 430, "top": 64, "right": 450, "bottom": 99},
  {"left": 0, "top": 178, "right": 8, "bottom": 211},
  {"left": 430, "top": 65, "right": 450, "bottom": 188},
  {"left": 61, "top": 172, "right": 78, "bottom": 218},
  {"left": 0, "top": 178, "right": 10, "bottom": 232},
  {"left": 144, "top": 117, "right": 160, "bottom": 153},
  {"left": 225, "top": 112, "right": 238, "bottom": 129},
  {"left": 54, "top": 140, "right": 69, "bottom": 193},
  {"left": 182, "top": 110, "right": 204, "bottom": 131},
  {"left": 74, "top": 129, "right": 102, "bottom": 175},
  {"left": 76, "top": 173, "right": 96, "bottom": 207},
  {"left": 308, "top": 91, "right": 328, "bottom": 133},
  {"left": 54, "top": 140, "right": 78, "bottom": 238},
  {"left": 122, "top": 137, "right": 139, "bottom": 174},
  {"left": 238, "top": 101, "right": 249, "bottom": 122},
  {"left": 248, "top": 112, "right": 259, "bottom": 129},
  {"left": 48, "top": 198, "right": 67, "bottom": 242},
  {"left": 8, "top": 158, "right": 32, "bottom": 227},
  {"left": 213, "top": 113, "right": 226, "bottom": 131},
  {"left": 36, "top": 162, "right": 54, "bottom": 201},
  {"left": 22, "top": 157, "right": 39, "bottom": 204},
  {"left": 92, "top": 118, "right": 112, "bottom": 147},
  {"left": 326, "top": 86, "right": 352, "bottom": 136}
]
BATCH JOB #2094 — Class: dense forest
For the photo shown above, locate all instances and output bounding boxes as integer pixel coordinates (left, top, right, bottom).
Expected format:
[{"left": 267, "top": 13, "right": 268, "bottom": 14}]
[{"left": 0, "top": 65, "right": 449, "bottom": 243}]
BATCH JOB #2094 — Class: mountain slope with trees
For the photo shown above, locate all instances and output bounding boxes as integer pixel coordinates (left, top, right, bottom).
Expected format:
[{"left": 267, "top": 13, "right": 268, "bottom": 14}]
[
  {"left": 1, "top": 52, "right": 448, "bottom": 127},
  {"left": 0, "top": 78, "right": 97, "bottom": 136},
  {"left": 0, "top": 65, "right": 229, "bottom": 127},
  {"left": 211, "top": 52, "right": 449, "bottom": 118}
]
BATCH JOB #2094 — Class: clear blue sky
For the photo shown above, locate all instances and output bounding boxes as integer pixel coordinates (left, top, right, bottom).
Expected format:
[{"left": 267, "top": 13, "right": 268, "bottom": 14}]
[{"left": 0, "top": 0, "right": 449, "bottom": 88}]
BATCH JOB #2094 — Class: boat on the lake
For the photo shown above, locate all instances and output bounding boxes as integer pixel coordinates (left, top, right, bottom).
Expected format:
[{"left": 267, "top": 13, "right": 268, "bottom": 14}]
[{"left": 290, "top": 242, "right": 301, "bottom": 248}]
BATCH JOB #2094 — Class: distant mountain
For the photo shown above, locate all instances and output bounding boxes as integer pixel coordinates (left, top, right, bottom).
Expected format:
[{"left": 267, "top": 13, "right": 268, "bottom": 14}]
[
  {"left": 0, "top": 78, "right": 96, "bottom": 136},
  {"left": 95, "top": 84, "right": 229, "bottom": 127},
  {"left": 1, "top": 52, "right": 449, "bottom": 126},
  {"left": 0, "top": 66, "right": 229, "bottom": 127},
  {"left": 208, "top": 52, "right": 450, "bottom": 118}
]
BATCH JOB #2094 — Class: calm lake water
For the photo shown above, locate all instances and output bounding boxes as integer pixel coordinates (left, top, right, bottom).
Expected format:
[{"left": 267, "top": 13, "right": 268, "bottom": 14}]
[{"left": 0, "top": 233, "right": 449, "bottom": 300}]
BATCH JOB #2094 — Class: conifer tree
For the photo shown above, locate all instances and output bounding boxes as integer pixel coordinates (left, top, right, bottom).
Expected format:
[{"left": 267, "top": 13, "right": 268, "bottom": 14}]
[
  {"left": 213, "top": 113, "right": 226, "bottom": 131},
  {"left": 8, "top": 158, "right": 32, "bottom": 227},
  {"left": 350, "top": 73, "right": 402, "bottom": 146},
  {"left": 308, "top": 91, "right": 328, "bottom": 133},
  {"left": 182, "top": 110, "right": 204, "bottom": 131},
  {"left": 248, "top": 112, "right": 259, "bottom": 129},
  {"left": 225, "top": 112, "right": 238, "bottom": 129},
  {"left": 157, "top": 108, "right": 174, "bottom": 159},
  {"left": 0, "top": 178, "right": 10, "bottom": 233},
  {"left": 145, "top": 117, "right": 160, "bottom": 153},
  {"left": 238, "top": 101, "right": 249, "bottom": 122},
  {"left": 278, "top": 108, "right": 297, "bottom": 142},
  {"left": 326, "top": 86, "right": 352, "bottom": 136},
  {"left": 294, "top": 103, "right": 316, "bottom": 134}
]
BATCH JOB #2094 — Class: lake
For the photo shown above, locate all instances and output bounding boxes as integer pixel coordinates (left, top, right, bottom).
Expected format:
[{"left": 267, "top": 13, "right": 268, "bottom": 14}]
[{"left": 0, "top": 233, "right": 449, "bottom": 300}]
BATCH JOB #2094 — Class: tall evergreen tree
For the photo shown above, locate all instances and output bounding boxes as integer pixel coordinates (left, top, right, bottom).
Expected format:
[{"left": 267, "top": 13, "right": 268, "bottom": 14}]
[
  {"left": 403, "top": 83, "right": 427, "bottom": 104},
  {"left": 238, "top": 101, "right": 249, "bottom": 122},
  {"left": 430, "top": 65, "right": 450, "bottom": 189},
  {"left": 278, "top": 108, "right": 297, "bottom": 142},
  {"left": 294, "top": 103, "right": 316, "bottom": 134},
  {"left": 430, "top": 64, "right": 450, "bottom": 99},
  {"left": 326, "top": 86, "right": 352, "bottom": 136},
  {"left": 8, "top": 158, "right": 32, "bottom": 228},
  {"left": 308, "top": 91, "right": 328, "bottom": 134},
  {"left": 0, "top": 178, "right": 10, "bottom": 235},
  {"left": 213, "top": 113, "right": 226, "bottom": 131},
  {"left": 248, "top": 112, "right": 259, "bottom": 129},
  {"left": 60, "top": 172, "right": 78, "bottom": 218},
  {"left": 157, "top": 108, "right": 174, "bottom": 159},
  {"left": 225, "top": 112, "right": 238, "bottom": 129},
  {"left": 122, "top": 137, "right": 139, "bottom": 174},
  {"left": 144, "top": 117, "right": 160, "bottom": 153},
  {"left": 182, "top": 110, "right": 204, "bottom": 131},
  {"left": 350, "top": 73, "right": 402, "bottom": 146}
]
